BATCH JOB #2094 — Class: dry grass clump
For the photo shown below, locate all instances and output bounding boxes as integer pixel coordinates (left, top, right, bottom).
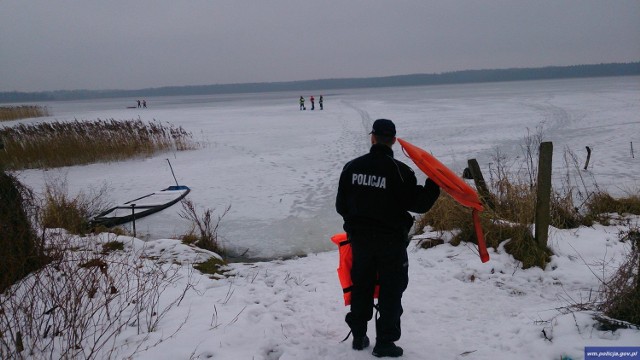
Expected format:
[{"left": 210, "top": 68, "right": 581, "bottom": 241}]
[
  {"left": 488, "top": 179, "right": 535, "bottom": 224},
  {"left": 549, "top": 192, "right": 583, "bottom": 229},
  {"left": 414, "top": 192, "right": 469, "bottom": 234},
  {"left": 0, "top": 105, "right": 49, "bottom": 122},
  {"left": 416, "top": 178, "right": 638, "bottom": 269},
  {"left": 193, "top": 257, "right": 228, "bottom": 277},
  {"left": 487, "top": 182, "right": 583, "bottom": 230},
  {"left": 101, "top": 240, "right": 125, "bottom": 254},
  {"left": 483, "top": 143, "right": 583, "bottom": 230},
  {"left": 501, "top": 226, "right": 552, "bottom": 269},
  {"left": 0, "top": 118, "right": 198, "bottom": 170},
  {"left": 585, "top": 192, "right": 640, "bottom": 225},
  {"left": 179, "top": 199, "right": 229, "bottom": 256},
  {"left": 40, "top": 178, "right": 110, "bottom": 235},
  {"left": 416, "top": 193, "right": 551, "bottom": 268},
  {"left": 178, "top": 199, "right": 230, "bottom": 277},
  {"left": 41, "top": 194, "right": 90, "bottom": 235}
]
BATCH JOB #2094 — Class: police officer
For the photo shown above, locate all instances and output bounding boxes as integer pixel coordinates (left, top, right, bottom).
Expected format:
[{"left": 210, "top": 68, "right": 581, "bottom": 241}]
[{"left": 336, "top": 119, "right": 440, "bottom": 357}]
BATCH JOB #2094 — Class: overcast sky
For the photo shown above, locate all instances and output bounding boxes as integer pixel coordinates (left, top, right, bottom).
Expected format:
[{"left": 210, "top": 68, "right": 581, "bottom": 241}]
[{"left": 1, "top": 1, "right": 639, "bottom": 92}]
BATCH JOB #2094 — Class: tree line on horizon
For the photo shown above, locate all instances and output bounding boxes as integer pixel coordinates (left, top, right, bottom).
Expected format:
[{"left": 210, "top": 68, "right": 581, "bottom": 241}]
[{"left": 1, "top": 62, "right": 639, "bottom": 103}]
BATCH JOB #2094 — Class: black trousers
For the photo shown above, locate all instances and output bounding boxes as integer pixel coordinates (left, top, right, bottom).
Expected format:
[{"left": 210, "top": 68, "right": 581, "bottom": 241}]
[{"left": 345, "top": 230, "right": 409, "bottom": 343}]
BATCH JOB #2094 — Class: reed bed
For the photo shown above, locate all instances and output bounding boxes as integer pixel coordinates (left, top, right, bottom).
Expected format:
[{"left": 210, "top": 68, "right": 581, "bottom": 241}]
[
  {"left": 0, "top": 118, "right": 197, "bottom": 170},
  {"left": 0, "top": 105, "right": 50, "bottom": 122}
]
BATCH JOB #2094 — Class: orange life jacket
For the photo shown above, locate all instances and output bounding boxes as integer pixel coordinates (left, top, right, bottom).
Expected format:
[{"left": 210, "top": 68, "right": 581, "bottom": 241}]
[
  {"left": 397, "top": 138, "right": 490, "bottom": 263},
  {"left": 330, "top": 232, "right": 379, "bottom": 306}
]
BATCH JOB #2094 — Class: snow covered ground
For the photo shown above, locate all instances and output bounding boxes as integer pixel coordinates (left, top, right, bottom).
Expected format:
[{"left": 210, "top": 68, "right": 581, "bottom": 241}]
[{"left": 6, "top": 76, "right": 640, "bottom": 359}]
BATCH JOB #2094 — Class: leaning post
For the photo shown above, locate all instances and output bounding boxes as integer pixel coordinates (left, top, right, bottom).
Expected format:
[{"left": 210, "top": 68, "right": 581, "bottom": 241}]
[
  {"left": 584, "top": 146, "right": 592, "bottom": 170},
  {"left": 467, "top": 158, "right": 494, "bottom": 210},
  {"left": 535, "top": 142, "right": 553, "bottom": 247}
]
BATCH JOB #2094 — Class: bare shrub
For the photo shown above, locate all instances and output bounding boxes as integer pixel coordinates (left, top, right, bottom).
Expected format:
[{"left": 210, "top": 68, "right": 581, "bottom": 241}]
[
  {"left": 1, "top": 169, "right": 197, "bottom": 358},
  {"left": 598, "top": 228, "right": 640, "bottom": 326},
  {"left": 486, "top": 145, "right": 537, "bottom": 224},
  {"left": 553, "top": 147, "right": 601, "bottom": 227},
  {"left": 520, "top": 125, "right": 545, "bottom": 186},
  {"left": 179, "top": 199, "right": 229, "bottom": 255},
  {"left": 0, "top": 233, "right": 195, "bottom": 359},
  {"left": 489, "top": 127, "right": 583, "bottom": 229}
]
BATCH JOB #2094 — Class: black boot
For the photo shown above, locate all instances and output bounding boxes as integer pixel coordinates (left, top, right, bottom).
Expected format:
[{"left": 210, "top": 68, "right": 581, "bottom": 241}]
[
  {"left": 352, "top": 335, "right": 370, "bottom": 350},
  {"left": 372, "top": 342, "right": 403, "bottom": 357}
]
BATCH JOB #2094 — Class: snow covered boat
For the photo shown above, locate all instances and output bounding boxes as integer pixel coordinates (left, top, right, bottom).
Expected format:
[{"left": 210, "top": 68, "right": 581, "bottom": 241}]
[{"left": 92, "top": 185, "right": 190, "bottom": 227}]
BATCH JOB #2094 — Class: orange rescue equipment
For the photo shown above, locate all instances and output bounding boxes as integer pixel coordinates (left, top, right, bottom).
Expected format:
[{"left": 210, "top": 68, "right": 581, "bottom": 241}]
[
  {"left": 330, "top": 232, "right": 379, "bottom": 306},
  {"left": 397, "top": 138, "right": 490, "bottom": 263}
]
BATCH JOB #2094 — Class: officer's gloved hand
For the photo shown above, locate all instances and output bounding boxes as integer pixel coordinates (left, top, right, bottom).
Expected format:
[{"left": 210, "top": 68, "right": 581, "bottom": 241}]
[{"left": 424, "top": 177, "right": 439, "bottom": 191}]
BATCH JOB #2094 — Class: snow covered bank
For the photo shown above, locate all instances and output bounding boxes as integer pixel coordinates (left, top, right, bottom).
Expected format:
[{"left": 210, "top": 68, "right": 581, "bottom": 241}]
[{"left": 4, "top": 220, "right": 638, "bottom": 359}]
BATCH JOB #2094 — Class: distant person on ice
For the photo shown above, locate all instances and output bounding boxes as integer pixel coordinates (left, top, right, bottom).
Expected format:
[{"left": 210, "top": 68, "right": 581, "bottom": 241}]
[
  {"left": 336, "top": 119, "right": 440, "bottom": 357},
  {"left": 299, "top": 96, "right": 305, "bottom": 110},
  {"left": 310, "top": 95, "right": 315, "bottom": 110},
  {"left": 319, "top": 95, "right": 323, "bottom": 110},
  {"left": 137, "top": 100, "right": 141, "bottom": 108},
  {"left": 143, "top": 100, "right": 147, "bottom": 108}
]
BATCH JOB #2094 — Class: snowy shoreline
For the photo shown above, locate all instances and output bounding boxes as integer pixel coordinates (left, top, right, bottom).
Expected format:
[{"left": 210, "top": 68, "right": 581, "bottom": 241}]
[
  {"left": 5, "top": 219, "right": 638, "bottom": 359},
  {"left": 14, "top": 76, "right": 640, "bottom": 260},
  {"left": 3, "top": 77, "right": 639, "bottom": 358}
]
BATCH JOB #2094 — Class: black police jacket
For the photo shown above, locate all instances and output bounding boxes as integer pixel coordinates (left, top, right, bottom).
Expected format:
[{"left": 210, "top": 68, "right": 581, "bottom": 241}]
[{"left": 336, "top": 143, "right": 440, "bottom": 235}]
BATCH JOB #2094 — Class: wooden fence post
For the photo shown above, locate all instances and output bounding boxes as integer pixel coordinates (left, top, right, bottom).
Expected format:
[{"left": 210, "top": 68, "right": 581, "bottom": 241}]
[
  {"left": 535, "top": 142, "right": 553, "bottom": 247},
  {"left": 130, "top": 204, "right": 137, "bottom": 238},
  {"left": 467, "top": 158, "right": 495, "bottom": 210},
  {"left": 584, "top": 146, "right": 591, "bottom": 170}
]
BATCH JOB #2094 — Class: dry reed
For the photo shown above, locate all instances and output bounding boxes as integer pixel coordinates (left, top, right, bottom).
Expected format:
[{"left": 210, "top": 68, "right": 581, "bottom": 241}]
[
  {"left": 0, "top": 105, "right": 50, "bottom": 122},
  {"left": 0, "top": 118, "right": 197, "bottom": 170}
]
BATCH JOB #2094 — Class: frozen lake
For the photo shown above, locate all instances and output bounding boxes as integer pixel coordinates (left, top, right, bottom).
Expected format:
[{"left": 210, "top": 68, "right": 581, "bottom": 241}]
[{"left": 15, "top": 76, "right": 640, "bottom": 259}]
